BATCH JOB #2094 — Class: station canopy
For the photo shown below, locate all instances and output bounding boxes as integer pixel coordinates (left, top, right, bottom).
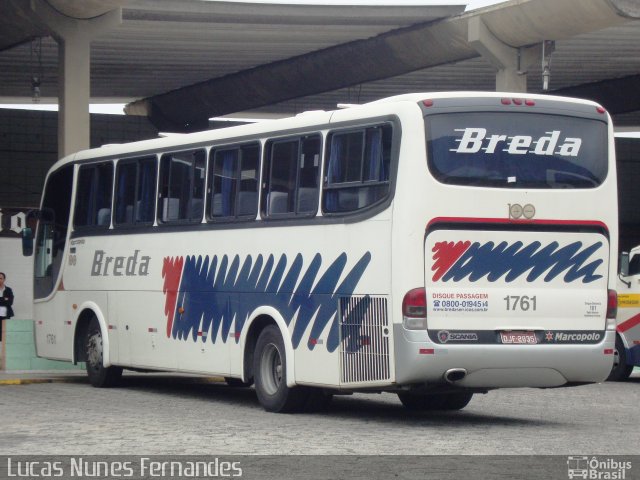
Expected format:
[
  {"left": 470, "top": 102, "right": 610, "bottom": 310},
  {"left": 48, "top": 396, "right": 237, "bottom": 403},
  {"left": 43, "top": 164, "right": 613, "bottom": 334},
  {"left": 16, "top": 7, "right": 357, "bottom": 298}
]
[{"left": 0, "top": 0, "right": 639, "bottom": 131}]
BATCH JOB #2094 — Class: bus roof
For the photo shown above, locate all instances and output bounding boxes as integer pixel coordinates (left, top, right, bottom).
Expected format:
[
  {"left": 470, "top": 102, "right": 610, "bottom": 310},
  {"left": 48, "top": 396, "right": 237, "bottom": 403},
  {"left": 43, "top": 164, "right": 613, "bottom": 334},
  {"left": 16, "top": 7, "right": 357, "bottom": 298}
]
[{"left": 56, "top": 91, "right": 606, "bottom": 170}]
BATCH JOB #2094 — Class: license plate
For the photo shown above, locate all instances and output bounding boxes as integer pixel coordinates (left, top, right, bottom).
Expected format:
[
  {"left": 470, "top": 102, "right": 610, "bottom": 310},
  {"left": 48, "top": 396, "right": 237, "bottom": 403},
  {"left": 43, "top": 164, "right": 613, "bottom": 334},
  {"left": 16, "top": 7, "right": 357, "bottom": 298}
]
[{"left": 500, "top": 331, "right": 538, "bottom": 344}]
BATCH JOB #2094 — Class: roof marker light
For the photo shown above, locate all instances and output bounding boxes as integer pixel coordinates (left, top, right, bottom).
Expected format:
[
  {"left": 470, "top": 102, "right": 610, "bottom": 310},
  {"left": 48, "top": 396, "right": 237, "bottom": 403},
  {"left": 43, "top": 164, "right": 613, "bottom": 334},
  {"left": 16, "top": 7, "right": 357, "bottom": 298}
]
[
  {"left": 501, "top": 98, "right": 511, "bottom": 105},
  {"left": 422, "top": 99, "right": 434, "bottom": 107},
  {"left": 513, "top": 98, "right": 523, "bottom": 105},
  {"left": 596, "top": 106, "right": 606, "bottom": 114},
  {"left": 525, "top": 99, "right": 535, "bottom": 106}
]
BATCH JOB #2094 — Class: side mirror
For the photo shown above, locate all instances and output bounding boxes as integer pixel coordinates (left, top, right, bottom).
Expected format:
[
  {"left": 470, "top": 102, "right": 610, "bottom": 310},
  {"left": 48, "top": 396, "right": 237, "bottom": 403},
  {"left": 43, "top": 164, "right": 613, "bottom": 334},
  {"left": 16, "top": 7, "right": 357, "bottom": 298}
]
[
  {"left": 21, "top": 227, "right": 33, "bottom": 256},
  {"left": 620, "top": 251, "right": 630, "bottom": 277}
]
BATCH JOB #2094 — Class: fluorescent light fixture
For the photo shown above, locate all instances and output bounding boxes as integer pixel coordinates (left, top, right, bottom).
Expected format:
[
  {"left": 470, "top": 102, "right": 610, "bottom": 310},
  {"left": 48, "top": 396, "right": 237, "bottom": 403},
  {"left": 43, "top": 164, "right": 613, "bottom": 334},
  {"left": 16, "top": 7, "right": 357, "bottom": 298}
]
[{"left": 0, "top": 104, "right": 126, "bottom": 114}]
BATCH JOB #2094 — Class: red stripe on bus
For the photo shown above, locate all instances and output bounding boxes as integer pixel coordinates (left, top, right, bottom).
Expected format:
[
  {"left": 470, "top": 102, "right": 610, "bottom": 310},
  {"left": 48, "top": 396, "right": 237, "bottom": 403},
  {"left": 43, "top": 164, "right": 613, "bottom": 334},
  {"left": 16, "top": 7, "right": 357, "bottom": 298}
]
[
  {"left": 162, "top": 256, "right": 184, "bottom": 338},
  {"left": 618, "top": 313, "right": 640, "bottom": 333}
]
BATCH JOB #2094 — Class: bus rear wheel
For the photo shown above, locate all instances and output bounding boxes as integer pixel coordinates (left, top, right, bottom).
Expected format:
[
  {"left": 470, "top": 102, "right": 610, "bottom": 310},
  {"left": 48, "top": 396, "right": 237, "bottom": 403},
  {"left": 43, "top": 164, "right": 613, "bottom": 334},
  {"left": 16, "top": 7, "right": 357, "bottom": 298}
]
[
  {"left": 85, "top": 317, "right": 122, "bottom": 388},
  {"left": 442, "top": 392, "right": 474, "bottom": 410},
  {"left": 253, "top": 325, "right": 307, "bottom": 413},
  {"left": 398, "top": 391, "right": 473, "bottom": 411},
  {"left": 607, "top": 335, "right": 634, "bottom": 382}
]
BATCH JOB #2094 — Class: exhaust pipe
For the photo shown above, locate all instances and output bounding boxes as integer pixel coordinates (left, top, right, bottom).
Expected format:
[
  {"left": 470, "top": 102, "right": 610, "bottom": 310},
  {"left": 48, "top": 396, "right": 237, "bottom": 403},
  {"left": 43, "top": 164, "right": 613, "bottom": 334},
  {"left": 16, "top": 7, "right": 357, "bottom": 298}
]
[{"left": 444, "top": 368, "right": 467, "bottom": 384}]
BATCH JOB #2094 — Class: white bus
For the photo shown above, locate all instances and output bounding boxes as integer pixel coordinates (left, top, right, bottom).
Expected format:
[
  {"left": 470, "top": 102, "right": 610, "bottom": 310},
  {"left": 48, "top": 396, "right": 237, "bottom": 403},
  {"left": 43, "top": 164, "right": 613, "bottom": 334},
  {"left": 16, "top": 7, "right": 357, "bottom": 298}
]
[
  {"left": 23, "top": 92, "right": 618, "bottom": 413},
  {"left": 613, "top": 132, "right": 640, "bottom": 381}
]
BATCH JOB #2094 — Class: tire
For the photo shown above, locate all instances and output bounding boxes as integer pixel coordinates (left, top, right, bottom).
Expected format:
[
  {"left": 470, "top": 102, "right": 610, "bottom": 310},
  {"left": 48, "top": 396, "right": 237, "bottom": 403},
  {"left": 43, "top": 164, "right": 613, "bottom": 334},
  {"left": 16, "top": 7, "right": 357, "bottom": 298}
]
[
  {"left": 224, "top": 377, "right": 252, "bottom": 387},
  {"left": 398, "top": 391, "right": 473, "bottom": 411},
  {"left": 85, "top": 317, "right": 122, "bottom": 388},
  {"left": 441, "top": 392, "right": 473, "bottom": 410},
  {"left": 397, "top": 392, "right": 446, "bottom": 411},
  {"left": 607, "top": 335, "right": 634, "bottom": 382},
  {"left": 253, "top": 325, "right": 307, "bottom": 413}
]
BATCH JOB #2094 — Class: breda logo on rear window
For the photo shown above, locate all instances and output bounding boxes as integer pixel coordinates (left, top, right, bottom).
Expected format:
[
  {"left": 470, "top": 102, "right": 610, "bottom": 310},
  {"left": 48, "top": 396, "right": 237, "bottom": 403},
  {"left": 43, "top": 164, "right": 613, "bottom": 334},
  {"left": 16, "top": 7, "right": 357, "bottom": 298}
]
[{"left": 449, "top": 128, "right": 582, "bottom": 157}]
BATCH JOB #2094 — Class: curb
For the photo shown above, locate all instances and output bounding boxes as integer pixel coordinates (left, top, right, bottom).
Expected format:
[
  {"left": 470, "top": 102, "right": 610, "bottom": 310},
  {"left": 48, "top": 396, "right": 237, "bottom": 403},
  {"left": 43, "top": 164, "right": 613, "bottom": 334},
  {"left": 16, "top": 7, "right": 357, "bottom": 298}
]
[
  {"left": 0, "top": 375, "right": 226, "bottom": 386},
  {"left": 0, "top": 377, "right": 87, "bottom": 386}
]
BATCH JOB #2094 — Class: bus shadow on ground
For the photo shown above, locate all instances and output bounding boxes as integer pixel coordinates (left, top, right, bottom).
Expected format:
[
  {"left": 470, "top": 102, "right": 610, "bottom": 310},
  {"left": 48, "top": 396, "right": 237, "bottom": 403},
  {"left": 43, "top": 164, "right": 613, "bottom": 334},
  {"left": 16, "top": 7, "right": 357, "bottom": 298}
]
[{"left": 114, "top": 375, "right": 554, "bottom": 427}]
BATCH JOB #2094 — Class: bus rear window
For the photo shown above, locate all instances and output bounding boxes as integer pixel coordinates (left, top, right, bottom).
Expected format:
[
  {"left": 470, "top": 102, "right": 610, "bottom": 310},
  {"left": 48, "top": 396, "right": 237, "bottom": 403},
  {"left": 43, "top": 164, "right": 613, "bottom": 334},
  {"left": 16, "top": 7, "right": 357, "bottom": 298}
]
[{"left": 426, "top": 112, "right": 608, "bottom": 188}]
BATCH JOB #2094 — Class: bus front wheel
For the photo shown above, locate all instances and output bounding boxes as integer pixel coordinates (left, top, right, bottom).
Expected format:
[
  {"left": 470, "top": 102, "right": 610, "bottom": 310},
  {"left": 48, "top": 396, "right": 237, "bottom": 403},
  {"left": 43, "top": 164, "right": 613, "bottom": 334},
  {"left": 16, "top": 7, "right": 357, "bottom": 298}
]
[
  {"left": 607, "top": 335, "right": 634, "bottom": 382},
  {"left": 253, "top": 325, "right": 307, "bottom": 413},
  {"left": 85, "top": 317, "right": 122, "bottom": 388}
]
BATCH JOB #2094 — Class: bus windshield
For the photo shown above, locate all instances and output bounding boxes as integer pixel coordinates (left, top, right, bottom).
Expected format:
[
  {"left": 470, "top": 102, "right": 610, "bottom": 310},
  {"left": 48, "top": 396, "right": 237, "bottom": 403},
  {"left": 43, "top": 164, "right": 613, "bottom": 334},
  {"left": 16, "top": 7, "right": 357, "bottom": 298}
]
[{"left": 426, "top": 112, "right": 608, "bottom": 189}]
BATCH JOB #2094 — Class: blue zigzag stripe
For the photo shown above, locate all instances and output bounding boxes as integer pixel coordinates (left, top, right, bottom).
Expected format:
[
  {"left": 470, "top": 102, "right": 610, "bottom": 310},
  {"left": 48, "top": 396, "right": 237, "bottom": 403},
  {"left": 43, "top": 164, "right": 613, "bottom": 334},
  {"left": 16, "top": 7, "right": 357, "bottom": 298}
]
[
  {"left": 442, "top": 240, "right": 603, "bottom": 283},
  {"left": 171, "top": 252, "right": 371, "bottom": 352}
]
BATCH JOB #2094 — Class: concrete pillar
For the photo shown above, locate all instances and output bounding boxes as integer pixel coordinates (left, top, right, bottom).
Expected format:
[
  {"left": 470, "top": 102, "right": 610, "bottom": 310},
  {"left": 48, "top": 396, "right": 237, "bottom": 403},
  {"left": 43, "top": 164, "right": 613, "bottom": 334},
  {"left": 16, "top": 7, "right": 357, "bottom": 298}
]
[
  {"left": 468, "top": 17, "right": 545, "bottom": 93},
  {"left": 29, "top": 0, "right": 121, "bottom": 158},
  {"left": 57, "top": 31, "right": 91, "bottom": 158}
]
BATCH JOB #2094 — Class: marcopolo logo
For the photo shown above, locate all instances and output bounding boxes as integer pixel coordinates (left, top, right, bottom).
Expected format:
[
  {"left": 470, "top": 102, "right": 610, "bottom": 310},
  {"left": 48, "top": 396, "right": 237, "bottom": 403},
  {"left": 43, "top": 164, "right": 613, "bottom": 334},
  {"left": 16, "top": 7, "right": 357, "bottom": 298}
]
[
  {"left": 450, "top": 128, "right": 583, "bottom": 157},
  {"left": 546, "top": 331, "right": 602, "bottom": 344}
]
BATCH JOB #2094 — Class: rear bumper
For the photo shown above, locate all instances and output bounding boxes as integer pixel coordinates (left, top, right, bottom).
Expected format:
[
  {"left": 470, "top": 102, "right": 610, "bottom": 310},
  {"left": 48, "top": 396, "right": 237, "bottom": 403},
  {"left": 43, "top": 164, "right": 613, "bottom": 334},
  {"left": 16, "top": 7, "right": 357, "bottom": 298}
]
[{"left": 395, "top": 326, "right": 615, "bottom": 387}]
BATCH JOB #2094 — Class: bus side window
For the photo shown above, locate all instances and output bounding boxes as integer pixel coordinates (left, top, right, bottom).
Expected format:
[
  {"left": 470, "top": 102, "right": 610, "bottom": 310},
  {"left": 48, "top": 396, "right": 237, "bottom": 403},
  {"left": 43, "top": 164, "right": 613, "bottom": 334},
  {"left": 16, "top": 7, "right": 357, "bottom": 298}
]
[
  {"left": 114, "top": 156, "right": 157, "bottom": 226},
  {"left": 297, "top": 136, "right": 321, "bottom": 214},
  {"left": 158, "top": 149, "right": 205, "bottom": 224},
  {"left": 262, "top": 134, "right": 320, "bottom": 218},
  {"left": 208, "top": 142, "right": 259, "bottom": 221},
  {"left": 323, "top": 124, "right": 392, "bottom": 214},
  {"left": 35, "top": 165, "right": 73, "bottom": 299},
  {"left": 239, "top": 144, "right": 260, "bottom": 217},
  {"left": 74, "top": 162, "right": 114, "bottom": 229}
]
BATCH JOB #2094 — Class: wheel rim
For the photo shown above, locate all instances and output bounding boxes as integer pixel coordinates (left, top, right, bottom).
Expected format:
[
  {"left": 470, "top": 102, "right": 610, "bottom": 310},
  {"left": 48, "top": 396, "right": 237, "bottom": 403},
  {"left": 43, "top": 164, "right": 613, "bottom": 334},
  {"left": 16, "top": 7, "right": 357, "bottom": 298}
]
[
  {"left": 87, "top": 331, "right": 103, "bottom": 371},
  {"left": 260, "top": 343, "right": 283, "bottom": 396}
]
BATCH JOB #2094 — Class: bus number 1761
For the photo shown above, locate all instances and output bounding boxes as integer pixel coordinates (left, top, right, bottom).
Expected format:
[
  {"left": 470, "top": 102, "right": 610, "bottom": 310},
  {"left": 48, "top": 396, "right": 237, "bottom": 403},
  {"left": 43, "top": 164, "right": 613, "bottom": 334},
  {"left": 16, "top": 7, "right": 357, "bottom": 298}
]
[{"left": 504, "top": 295, "right": 537, "bottom": 311}]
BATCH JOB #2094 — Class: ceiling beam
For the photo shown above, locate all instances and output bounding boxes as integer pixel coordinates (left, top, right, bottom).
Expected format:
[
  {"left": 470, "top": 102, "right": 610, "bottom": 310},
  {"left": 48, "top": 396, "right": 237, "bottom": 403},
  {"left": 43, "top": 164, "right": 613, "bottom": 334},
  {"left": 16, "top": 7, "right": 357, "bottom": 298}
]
[
  {"left": 125, "top": 0, "right": 640, "bottom": 131},
  {"left": 552, "top": 74, "right": 640, "bottom": 115}
]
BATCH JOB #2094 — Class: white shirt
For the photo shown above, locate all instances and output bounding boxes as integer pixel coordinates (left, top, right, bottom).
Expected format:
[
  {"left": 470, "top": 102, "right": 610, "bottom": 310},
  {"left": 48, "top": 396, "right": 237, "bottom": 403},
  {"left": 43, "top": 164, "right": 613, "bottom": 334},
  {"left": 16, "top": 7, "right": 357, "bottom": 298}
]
[{"left": 0, "top": 286, "right": 7, "bottom": 317}]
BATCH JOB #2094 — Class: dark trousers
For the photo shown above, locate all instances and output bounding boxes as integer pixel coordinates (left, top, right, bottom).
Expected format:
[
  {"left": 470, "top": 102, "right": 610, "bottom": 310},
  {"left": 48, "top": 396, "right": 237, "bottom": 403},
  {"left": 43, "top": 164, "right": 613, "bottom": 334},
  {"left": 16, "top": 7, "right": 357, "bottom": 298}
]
[{"left": 0, "top": 316, "right": 6, "bottom": 342}]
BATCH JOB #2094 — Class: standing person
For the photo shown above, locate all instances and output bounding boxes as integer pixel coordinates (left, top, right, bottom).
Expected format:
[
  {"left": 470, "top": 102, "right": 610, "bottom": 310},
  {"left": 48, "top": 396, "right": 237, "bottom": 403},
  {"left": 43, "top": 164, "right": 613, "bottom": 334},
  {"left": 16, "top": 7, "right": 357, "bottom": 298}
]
[{"left": 0, "top": 272, "right": 14, "bottom": 342}]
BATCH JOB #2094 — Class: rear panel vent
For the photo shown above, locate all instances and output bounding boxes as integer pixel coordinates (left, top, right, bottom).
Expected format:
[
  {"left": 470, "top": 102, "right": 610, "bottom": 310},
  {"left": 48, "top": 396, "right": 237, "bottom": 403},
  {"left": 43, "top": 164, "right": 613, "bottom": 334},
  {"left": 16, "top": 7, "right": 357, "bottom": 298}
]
[{"left": 339, "top": 295, "right": 390, "bottom": 384}]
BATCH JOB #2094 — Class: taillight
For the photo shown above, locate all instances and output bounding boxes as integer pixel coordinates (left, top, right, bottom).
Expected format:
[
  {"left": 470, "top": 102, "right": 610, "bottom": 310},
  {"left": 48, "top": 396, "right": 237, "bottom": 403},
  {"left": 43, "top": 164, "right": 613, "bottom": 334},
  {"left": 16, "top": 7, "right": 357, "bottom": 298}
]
[
  {"left": 606, "top": 289, "right": 617, "bottom": 320},
  {"left": 402, "top": 288, "right": 427, "bottom": 330}
]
